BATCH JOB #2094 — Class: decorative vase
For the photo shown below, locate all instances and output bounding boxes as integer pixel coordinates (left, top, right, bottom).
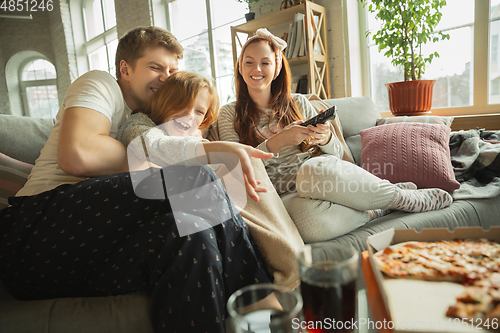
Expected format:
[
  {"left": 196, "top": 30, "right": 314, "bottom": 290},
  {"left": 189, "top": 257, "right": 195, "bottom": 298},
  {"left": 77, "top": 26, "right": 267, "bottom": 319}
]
[
  {"left": 385, "top": 80, "right": 436, "bottom": 115},
  {"left": 245, "top": 12, "right": 255, "bottom": 21}
]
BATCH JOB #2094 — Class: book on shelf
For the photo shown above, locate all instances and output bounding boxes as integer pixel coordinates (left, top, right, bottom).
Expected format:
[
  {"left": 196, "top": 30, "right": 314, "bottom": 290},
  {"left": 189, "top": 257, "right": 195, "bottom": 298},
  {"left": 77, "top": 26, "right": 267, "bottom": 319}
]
[
  {"left": 298, "top": 17, "right": 307, "bottom": 57},
  {"left": 281, "top": 32, "right": 288, "bottom": 43},
  {"left": 291, "top": 12, "right": 304, "bottom": 59},
  {"left": 285, "top": 22, "right": 295, "bottom": 59},
  {"left": 297, "top": 76, "right": 308, "bottom": 94},
  {"left": 285, "top": 12, "right": 308, "bottom": 59}
]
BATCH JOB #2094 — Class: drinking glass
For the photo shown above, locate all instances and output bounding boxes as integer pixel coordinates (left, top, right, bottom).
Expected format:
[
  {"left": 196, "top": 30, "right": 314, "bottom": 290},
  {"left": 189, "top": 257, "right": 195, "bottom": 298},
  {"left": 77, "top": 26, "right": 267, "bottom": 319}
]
[
  {"left": 227, "top": 283, "right": 303, "bottom": 333},
  {"left": 298, "top": 243, "right": 359, "bottom": 333}
]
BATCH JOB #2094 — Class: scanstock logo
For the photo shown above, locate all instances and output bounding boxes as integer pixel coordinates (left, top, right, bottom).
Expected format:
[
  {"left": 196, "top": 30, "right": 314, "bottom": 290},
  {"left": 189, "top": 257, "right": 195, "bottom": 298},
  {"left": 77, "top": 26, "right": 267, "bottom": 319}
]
[{"left": 125, "top": 124, "right": 247, "bottom": 237}]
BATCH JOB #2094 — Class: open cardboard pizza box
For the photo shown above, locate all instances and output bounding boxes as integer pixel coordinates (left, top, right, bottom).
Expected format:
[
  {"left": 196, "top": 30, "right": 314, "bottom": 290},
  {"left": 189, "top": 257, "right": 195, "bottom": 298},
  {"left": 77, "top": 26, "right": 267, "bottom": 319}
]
[{"left": 366, "top": 227, "right": 500, "bottom": 333}]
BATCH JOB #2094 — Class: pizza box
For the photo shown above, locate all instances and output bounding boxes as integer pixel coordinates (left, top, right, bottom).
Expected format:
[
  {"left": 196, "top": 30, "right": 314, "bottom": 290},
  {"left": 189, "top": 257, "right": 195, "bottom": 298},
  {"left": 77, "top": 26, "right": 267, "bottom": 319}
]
[{"left": 366, "top": 227, "right": 500, "bottom": 333}]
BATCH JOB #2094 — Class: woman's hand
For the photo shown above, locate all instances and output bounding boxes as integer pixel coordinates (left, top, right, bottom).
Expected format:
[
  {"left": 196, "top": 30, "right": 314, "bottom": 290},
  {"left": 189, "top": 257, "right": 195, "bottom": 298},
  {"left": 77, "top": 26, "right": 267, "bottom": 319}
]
[
  {"left": 306, "top": 122, "right": 332, "bottom": 146},
  {"left": 200, "top": 141, "right": 274, "bottom": 202},
  {"left": 266, "top": 120, "right": 313, "bottom": 154}
]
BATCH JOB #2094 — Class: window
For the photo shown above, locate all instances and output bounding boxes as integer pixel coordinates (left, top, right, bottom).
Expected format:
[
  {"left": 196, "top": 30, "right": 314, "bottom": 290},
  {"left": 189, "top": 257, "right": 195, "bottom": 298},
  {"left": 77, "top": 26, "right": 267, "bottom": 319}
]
[
  {"left": 362, "top": 0, "right": 499, "bottom": 116},
  {"left": 491, "top": 0, "right": 500, "bottom": 103},
  {"left": 83, "top": 0, "right": 118, "bottom": 75},
  {"left": 20, "top": 59, "right": 59, "bottom": 118},
  {"left": 492, "top": 78, "right": 500, "bottom": 96},
  {"left": 159, "top": 0, "right": 247, "bottom": 103},
  {"left": 492, "top": 34, "right": 498, "bottom": 71}
]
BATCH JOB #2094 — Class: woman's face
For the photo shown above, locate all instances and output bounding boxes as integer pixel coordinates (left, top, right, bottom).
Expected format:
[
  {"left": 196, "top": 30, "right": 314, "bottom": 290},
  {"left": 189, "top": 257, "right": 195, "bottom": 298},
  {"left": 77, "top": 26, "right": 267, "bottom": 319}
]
[
  {"left": 161, "top": 88, "right": 210, "bottom": 137},
  {"left": 240, "top": 41, "right": 276, "bottom": 94}
]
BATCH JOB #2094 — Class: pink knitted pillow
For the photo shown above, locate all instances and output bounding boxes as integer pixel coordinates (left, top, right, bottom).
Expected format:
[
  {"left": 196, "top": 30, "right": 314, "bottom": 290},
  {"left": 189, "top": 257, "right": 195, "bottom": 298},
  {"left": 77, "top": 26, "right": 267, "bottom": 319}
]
[{"left": 360, "top": 122, "right": 460, "bottom": 192}]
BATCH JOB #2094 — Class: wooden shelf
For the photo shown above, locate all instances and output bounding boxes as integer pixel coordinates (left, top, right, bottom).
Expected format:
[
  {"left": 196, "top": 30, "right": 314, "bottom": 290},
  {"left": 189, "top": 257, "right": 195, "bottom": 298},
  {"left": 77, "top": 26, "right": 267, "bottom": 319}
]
[{"left": 230, "top": 2, "right": 331, "bottom": 99}]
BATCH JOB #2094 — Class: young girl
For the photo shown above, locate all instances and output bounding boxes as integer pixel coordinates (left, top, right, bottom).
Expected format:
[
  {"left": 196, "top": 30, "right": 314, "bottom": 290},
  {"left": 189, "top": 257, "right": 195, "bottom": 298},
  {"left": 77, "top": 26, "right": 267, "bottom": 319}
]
[
  {"left": 118, "top": 71, "right": 269, "bottom": 204},
  {"left": 212, "top": 28, "right": 453, "bottom": 241},
  {"left": 114, "top": 71, "right": 276, "bottom": 331}
]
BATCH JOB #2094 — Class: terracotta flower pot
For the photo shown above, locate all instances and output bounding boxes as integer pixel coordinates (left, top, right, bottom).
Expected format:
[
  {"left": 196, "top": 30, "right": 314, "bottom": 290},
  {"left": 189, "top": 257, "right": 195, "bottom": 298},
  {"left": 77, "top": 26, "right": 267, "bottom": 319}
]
[{"left": 385, "top": 80, "right": 436, "bottom": 115}]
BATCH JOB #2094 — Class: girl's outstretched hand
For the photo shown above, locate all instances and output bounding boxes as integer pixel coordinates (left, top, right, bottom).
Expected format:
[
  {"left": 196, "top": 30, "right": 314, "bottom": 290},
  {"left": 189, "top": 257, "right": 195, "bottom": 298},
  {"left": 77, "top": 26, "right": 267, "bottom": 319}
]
[
  {"left": 266, "top": 120, "right": 313, "bottom": 154},
  {"left": 200, "top": 141, "right": 274, "bottom": 202}
]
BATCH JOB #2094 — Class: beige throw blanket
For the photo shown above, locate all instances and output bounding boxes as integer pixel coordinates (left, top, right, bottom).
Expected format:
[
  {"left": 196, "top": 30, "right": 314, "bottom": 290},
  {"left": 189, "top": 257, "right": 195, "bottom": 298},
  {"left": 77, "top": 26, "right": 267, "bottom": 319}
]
[
  {"left": 208, "top": 124, "right": 304, "bottom": 289},
  {"left": 238, "top": 158, "right": 304, "bottom": 289}
]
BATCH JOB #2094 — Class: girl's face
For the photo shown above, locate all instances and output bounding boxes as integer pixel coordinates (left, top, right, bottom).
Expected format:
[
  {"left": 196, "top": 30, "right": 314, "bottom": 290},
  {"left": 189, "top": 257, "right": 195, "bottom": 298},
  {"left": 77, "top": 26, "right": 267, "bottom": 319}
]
[
  {"left": 241, "top": 41, "right": 276, "bottom": 93},
  {"left": 162, "top": 88, "right": 210, "bottom": 137}
]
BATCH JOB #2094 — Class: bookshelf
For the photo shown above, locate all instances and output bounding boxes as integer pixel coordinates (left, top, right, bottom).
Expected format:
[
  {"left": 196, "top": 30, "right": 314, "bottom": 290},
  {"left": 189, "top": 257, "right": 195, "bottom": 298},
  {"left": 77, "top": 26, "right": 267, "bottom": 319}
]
[{"left": 230, "top": 2, "right": 331, "bottom": 99}]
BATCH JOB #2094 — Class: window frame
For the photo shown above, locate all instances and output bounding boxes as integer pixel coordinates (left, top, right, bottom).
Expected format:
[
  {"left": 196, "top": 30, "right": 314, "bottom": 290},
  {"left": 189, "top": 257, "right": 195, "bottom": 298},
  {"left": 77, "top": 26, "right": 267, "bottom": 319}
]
[
  {"left": 19, "top": 58, "right": 59, "bottom": 117},
  {"left": 161, "top": 0, "right": 247, "bottom": 102},
  {"left": 359, "top": 0, "right": 499, "bottom": 117},
  {"left": 81, "top": 0, "right": 118, "bottom": 75}
]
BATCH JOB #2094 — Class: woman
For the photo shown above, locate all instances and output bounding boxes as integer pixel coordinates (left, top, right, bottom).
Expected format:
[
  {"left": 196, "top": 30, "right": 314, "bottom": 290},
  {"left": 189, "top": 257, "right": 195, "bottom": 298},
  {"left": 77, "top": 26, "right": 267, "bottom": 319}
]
[{"left": 212, "top": 28, "right": 453, "bottom": 239}]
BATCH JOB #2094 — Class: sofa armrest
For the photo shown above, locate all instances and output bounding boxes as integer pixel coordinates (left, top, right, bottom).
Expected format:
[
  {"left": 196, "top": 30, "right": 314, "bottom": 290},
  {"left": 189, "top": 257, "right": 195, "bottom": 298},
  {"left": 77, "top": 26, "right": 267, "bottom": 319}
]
[{"left": 0, "top": 115, "right": 55, "bottom": 164}]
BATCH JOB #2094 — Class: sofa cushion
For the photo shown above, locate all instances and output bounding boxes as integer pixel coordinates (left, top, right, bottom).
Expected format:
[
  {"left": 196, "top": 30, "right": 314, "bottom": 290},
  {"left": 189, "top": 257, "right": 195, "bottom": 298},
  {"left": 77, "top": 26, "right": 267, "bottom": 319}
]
[
  {"left": 0, "top": 287, "right": 153, "bottom": 333},
  {"left": 324, "top": 198, "right": 486, "bottom": 252},
  {"left": 376, "top": 115, "right": 454, "bottom": 127},
  {"left": 322, "top": 96, "right": 381, "bottom": 164},
  {"left": 0, "top": 115, "right": 55, "bottom": 164},
  {"left": 0, "top": 152, "right": 33, "bottom": 210},
  {"left": 360, "top": 122, "right": 460, "bottom": 192}
]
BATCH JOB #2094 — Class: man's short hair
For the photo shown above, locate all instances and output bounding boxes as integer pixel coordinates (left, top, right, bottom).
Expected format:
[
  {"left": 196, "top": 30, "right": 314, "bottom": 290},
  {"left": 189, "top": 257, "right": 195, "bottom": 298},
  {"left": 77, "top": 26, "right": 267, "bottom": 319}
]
[{"left": 115, "top": 26, "right": 183, "bottom": 79}]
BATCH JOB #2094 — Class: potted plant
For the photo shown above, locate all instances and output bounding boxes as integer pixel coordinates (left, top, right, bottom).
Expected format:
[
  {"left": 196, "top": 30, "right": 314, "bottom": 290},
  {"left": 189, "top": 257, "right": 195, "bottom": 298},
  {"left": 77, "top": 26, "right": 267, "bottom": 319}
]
[
  {"left": 236, "top": 0, "right": 260, "bottom": 21},
  {"left": 360, "top": 0, "right": 450, "bottom": 114}
]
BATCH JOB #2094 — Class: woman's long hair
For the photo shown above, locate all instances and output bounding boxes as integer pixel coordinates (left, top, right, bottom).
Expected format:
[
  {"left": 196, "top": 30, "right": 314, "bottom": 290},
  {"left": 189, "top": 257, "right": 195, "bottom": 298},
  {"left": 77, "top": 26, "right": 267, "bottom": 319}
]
[
  {"left": 233, "top": 39, "right": 320, "bottom": 155},
  {"left": 133, "top": 71, "right": 219, "bottom": 129}
]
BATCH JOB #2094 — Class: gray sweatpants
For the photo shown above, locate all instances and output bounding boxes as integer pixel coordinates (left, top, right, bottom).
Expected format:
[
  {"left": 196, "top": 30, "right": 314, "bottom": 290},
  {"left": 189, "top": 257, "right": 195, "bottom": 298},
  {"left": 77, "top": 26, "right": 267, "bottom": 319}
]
[
  {"left": 284, "top": 155, "right": 399, "bottom": 243},
  {"left": 296, "top": 155, "right": 399, "bottom": 210}
]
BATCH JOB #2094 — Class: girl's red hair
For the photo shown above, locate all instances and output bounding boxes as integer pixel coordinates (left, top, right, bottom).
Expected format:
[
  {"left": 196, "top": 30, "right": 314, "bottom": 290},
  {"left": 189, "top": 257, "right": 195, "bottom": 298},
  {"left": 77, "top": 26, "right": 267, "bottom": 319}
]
[{"left": 134, "top": 71, "right": 219, "bottom": 129}]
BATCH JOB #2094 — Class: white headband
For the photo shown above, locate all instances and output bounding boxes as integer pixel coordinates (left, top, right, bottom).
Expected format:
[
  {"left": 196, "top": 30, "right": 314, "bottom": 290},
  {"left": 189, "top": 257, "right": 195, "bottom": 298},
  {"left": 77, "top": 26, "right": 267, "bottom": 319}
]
[{"left": 238, "top": 28, "right": 287, "bottom": 80}]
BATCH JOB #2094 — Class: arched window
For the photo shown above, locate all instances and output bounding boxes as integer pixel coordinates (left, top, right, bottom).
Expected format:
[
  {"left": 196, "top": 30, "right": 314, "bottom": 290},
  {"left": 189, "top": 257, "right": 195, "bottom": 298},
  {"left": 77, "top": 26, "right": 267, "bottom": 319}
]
[
  {"left": 83, "top": 0, "right": 118, "bottom": 75},
  {"left": 20, "top": 59, "right": 59, "bottom": 118}
]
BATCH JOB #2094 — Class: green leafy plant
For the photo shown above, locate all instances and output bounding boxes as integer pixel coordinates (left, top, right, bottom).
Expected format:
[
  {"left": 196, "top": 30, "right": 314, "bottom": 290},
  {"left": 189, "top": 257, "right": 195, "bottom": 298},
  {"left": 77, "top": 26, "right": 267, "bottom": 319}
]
[
  {"left": 361, "top": 0, "right": 450, "bottom": 81},
  {"left": 235, "top": 0, "right": 260, "bottom": 11}
]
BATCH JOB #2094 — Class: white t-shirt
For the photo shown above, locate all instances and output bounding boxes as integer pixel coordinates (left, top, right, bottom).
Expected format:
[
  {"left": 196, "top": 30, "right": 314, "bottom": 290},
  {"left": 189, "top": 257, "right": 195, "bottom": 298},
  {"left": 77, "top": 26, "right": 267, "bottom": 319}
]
[{"left": 17, "top": 70, "right": 132, "bottom": 196}]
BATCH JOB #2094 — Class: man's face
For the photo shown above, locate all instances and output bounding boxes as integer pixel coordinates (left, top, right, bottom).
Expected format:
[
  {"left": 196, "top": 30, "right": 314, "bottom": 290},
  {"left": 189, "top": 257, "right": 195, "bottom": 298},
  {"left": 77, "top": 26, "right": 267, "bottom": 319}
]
[{"left": 121, "top": 46, "right": 179, "bottom": 110}]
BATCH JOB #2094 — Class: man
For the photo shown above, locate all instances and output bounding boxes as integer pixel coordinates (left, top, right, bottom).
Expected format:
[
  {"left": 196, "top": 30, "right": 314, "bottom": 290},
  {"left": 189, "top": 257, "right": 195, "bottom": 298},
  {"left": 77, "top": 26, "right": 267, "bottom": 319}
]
[{"left": 0, "top": 26, "right": 273, "bottom": 333}]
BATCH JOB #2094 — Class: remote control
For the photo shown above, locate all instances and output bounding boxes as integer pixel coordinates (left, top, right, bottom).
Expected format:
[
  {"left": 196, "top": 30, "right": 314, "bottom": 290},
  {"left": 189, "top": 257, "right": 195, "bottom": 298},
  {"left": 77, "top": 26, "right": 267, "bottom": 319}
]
[{"left": 300, "top": 105, "right": 337, "bottom": 127}]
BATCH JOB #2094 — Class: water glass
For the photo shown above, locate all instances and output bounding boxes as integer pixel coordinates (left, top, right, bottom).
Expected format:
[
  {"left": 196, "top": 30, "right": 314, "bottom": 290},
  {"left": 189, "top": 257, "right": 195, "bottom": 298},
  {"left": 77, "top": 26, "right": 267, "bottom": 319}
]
[{"left": 227, "top": 283, "right": 303, "bottom": 333}]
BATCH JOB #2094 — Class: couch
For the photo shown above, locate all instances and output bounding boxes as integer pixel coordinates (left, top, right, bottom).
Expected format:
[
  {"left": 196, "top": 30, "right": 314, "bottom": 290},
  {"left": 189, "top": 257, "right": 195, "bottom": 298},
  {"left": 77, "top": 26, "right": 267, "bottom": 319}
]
[{"left": 1, "top": 96, "right": 499, "bottom": 333}]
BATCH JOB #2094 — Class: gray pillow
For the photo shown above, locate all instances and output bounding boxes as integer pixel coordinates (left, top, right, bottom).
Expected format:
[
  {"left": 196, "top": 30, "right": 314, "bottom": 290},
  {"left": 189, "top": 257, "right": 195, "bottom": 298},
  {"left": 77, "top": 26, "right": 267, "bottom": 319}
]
[
  {"left": 0, "top": 115, "right": 55, "bottom": 164},
  {"left": 345, "top": 135, "right": 362, "bottom": 165},
  {"left": 323, "top": 96, "right": 381, "bottom": 164}
]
